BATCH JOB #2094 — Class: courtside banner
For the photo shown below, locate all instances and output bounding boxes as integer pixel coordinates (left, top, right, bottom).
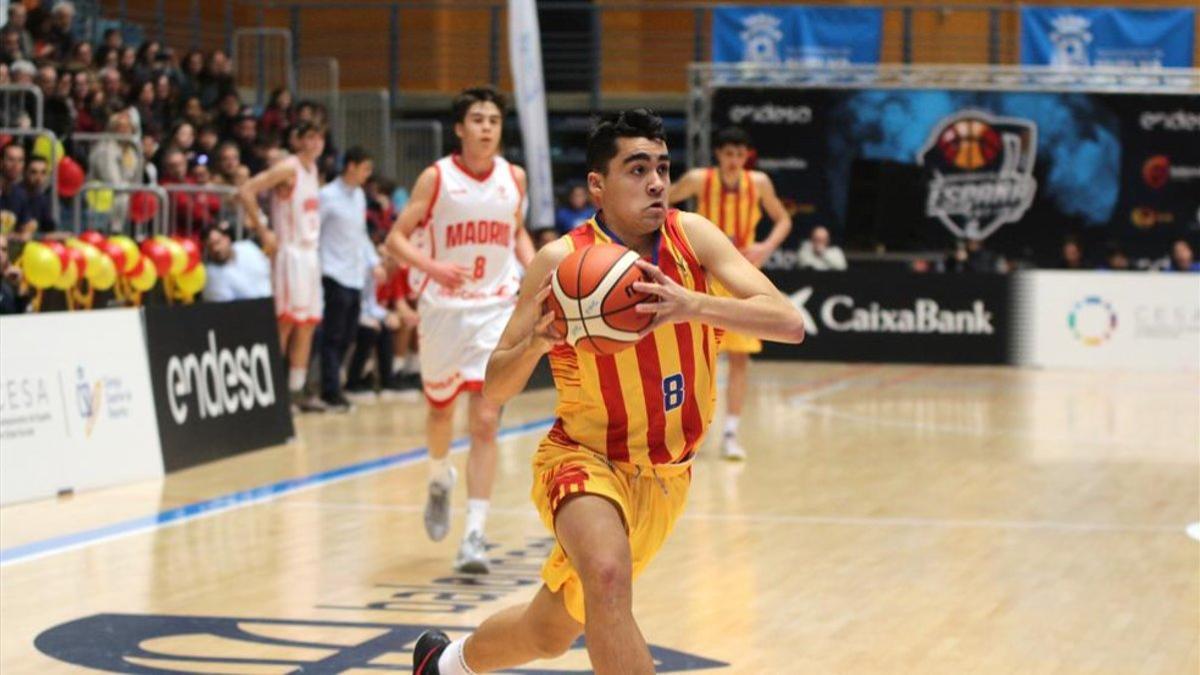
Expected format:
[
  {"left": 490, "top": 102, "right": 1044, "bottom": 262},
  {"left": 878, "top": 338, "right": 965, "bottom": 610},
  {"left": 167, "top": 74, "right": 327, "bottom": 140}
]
[
  {"left": 1020, "top": 8, "right": 1195, "bottom": 69},
  {"left": 763, "top": 270, "right": 1011, "bottom": 364},
  {"left": 0, "top": 309, "right": 163, "bottom": 505},
  {"left": 144, "top": 299, "right": 292, "bottom": 472},
  {"left": 713, "top": 6, "right": 882, "bottom": 66},
  {"left": 1013, "top": 271, "right": 1200, "bottom": 370}
]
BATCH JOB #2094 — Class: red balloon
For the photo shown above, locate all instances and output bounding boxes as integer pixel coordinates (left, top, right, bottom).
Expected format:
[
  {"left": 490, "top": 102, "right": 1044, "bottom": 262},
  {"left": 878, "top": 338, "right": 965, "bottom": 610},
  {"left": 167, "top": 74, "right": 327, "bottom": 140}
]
[
  {"left": 140, "top": 238, "right": 172, "bottom": 277},
  {"left": 129, "top": 191, "right": 160, "bottom": 223},
  {"left": 79, "top": 230, "right": 106, "bottom": 247},
  {"left": 56, "top": 156, "right": 85, "bottom": 198},
  {"left": 64, "top": 247, "right": 86, "bottom": 276},
  {"left": 100, "top": 241, "right": 126, "bottom": 274},
  {"left": 175, "top": 236, "right": 201, "bottom": 272},
  {"left": 126, "top": 255, "right": 145, "bottom": 278},
  {"left": 44, "top": 240, "right": 69, "bottom": 270}
]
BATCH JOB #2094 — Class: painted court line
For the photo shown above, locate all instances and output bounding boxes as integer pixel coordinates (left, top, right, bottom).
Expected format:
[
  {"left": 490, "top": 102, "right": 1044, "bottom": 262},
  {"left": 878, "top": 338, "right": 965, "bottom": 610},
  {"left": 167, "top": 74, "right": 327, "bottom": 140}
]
[{"left": 0, "top": 416, "right": 556, "bottom": 568}]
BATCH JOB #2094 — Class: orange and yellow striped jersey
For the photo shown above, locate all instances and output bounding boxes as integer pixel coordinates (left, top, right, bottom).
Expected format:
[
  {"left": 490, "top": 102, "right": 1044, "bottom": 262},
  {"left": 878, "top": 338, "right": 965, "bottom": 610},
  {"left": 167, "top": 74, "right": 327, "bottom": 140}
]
[
  {"left": 546, "top": 210, "right": 718, "bottom": 467},
  {"left": 695, "top": 168, "right": 761, "bottom": 249}
]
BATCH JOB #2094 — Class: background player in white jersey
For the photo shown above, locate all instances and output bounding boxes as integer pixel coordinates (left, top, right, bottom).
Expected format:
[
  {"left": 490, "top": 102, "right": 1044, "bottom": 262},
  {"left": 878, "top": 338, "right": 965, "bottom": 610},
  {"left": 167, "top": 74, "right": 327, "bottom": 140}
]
[
  {"left": 386, "top": 86, "right": 535, "bottom": 573},
  {"left": 238, "top": 122, "right": 327, "bottom": 412}
]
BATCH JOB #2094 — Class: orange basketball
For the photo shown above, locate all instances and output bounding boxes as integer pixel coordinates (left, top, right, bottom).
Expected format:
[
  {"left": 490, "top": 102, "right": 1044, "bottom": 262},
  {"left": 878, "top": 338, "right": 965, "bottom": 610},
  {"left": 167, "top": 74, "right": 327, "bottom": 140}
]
[{"left": 547, "top": 243, "right": 654, "bottom": 355}]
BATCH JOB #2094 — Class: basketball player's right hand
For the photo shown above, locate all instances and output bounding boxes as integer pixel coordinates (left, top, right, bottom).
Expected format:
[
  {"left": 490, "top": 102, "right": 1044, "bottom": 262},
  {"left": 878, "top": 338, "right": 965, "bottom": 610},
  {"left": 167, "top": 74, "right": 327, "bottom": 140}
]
[
  {"left": 426, "top": 260, "right": 473, "bottom": 290},
  {"left": 529, "top": 277, "right": 565, "bottom": 353}
]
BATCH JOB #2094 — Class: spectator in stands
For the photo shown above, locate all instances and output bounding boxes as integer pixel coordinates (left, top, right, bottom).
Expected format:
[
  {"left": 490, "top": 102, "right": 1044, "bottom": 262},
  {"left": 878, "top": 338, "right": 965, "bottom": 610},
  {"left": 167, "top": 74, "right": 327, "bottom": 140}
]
[
  {"left": 946, "top": 237, "right": 1003, "bottom": 273},
  {"left": 180, "top": 96, "right": 207, "bottom": 129},
  {"left": 117, "top": 45, "right": 136, "bottom": 79},
  {"left": 89, "top": 110, "right": 141, "bottom": 229},
  {"left": 364, "top": 175, "right": 395, "bottom": 238},
  {"left": 131, "top": 80, "right": 159, "bottom": 137},
  {"left": 0, "top": 233, "right": 31, "bottom": 314},
  {"left": 94, "top": 28, "right": 123, "bottom": 69},
  {"left": 13, "top": 155, "right": 55, "bottom": 234},
  {"left": 345, "top": 250, "right": 419, "bottom": 398},
  {"left": 194, "top": 126, "right": 218, "bottom": 160},
  {"left": 10, "top": 59, "right": 35, "bottom": 88},
  {"left": 0, "top": 144, "right": 33, "bottom": 237},
  {"left": 211, "top": 141, "right": 249, "bottom": 187},
  {"left": 213, "top": 91, "right": 241, "bottom": 138},
  {"left": 132, "top": 40, "right": 160, "bottom": 84},
  {"left": 71, "top": 71, "right": 102, "bottom": 132},
  {"left": 97, "top": 66, "right": 122, "bottom": 106},
  {"left": 202, "top": 221, "right": 274, "bottom": 302},
  {"left": 66, "top": 41, "right": 92, "bottom": 72},
  {"left": 555, "top": 182, "right": 592, "bottom": 234},
  {"left": 178, "top": 50, "right": 205, "bottom": 101},
  {"left": 161, "top": 120, "right": 196, "bottom": 167},
  {"left": 1057, "top": 236, "right": 1087, "bottom": 270},
  {"left": 159, "top": 147, "right": 214, "bottom": 236},
  {"left": 6, "top": 4, "right": 35, "bottom": 60},
  {"left": 1102, "top": 243, "right": 1130, "bottom": 271},
  {"left": 1, "top": 27, "right": 26, "bottom": 65},
  {"left": 261, "top": 87, "right": 293, "bottom": 137},
  {"left": 37, "top": 63, "right": 73, "bottom": 138},
  {"left": 199, "top": 49, "right": 235, "bottom": 109},
  {"left": 317, "top": 146, "right": 377, "bottom": 411},
  {"left": 798, "top": 225, "right": 847, "bottom": 271},
  {"left": 1168, "top": 239, "right": 1199, "bottom": 272},
  {"left": 46, "top": 2, "right": 77, "bottom": 61},
  {"left": 232, "top": 113, "right": 262, "bottom": 173}
]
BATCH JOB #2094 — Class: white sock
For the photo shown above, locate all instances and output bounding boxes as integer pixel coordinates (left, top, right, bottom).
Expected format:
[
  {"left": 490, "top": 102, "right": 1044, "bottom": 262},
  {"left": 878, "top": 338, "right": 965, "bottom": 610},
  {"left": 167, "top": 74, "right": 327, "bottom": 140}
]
[
  {"left": 724, "top": 415, "right": 740, "bottom": 438},
  {"left": 465, "top": 499, "right": 489, "bottom": 537},
  {"left": 392, "top": 356, "right": 405, "bottom": 374},
  {"left": 288, "top": 368, "right": 307, "bottom": 393},
  {"left": 437, "top": 637, "right": 476, "bottom": 675},
  {"left": 404, "top": 353, "right": 421, "bottom": 374},
  {"left": 429, "top": 456, "right": 454, "bottom": 487}
]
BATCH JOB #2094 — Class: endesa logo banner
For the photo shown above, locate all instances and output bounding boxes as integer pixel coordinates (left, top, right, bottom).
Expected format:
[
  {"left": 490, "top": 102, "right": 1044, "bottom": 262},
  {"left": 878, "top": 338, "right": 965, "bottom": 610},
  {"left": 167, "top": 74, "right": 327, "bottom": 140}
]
[
  {"left": 145, "top": 299, "right": 293, "bottom": 471},
  {"left": 762, "top": 270, "right": 1013, "bottom": 364}
]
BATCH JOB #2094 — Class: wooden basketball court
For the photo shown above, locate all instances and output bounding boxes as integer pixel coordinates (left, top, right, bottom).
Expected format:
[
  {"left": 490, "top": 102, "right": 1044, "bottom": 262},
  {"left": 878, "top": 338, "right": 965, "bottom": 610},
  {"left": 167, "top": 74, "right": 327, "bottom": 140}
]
[{"left": 2, "top": 362, "right": 1197, "bottom": 673}]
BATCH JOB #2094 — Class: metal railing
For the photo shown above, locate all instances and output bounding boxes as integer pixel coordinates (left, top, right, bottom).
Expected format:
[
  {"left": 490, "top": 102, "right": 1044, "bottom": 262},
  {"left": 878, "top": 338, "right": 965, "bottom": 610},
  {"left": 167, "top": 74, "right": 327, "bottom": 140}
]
[
  {"left": 0, "top": 85, "right": 44, "bottom": 130},
  {"left": 72, "top": 183, "right": 168, "bottom": 238},
  {"left": 232, "top": 28, "right": 296, "bottom": 108},
  {"left": 161, "top": 183, "right": 243, "bottom": 239},
  {"left": 391, "top": 120, "right": 443, "bottom": 191}
]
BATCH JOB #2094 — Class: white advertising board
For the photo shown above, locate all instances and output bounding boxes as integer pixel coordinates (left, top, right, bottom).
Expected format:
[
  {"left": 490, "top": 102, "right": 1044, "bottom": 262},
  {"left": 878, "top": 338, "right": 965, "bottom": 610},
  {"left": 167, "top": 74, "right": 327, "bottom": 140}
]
[
  {"left": 0, "top": 309, "right": 163, "bottom": 505},
  {"left": 1016, "top": 271, "right": 1200, "bottom": 370}
]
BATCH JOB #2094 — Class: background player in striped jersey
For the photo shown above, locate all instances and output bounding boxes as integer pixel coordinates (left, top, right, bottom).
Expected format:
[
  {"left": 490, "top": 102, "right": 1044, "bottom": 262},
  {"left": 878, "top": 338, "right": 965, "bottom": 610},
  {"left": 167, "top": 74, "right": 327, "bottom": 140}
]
[
  {"left": 385, "top": 86, "right": 535, "bottom": 573},
  {"left": 411, "top": 110, "right": 805, "bottom": 674},
  {"left": 668, "top": 127, "right": 791, "bottom": 460}
]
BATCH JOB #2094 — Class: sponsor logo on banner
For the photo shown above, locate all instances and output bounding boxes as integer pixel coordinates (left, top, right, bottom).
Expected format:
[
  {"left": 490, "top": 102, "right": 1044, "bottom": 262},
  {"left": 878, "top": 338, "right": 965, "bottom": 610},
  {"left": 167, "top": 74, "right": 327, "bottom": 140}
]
[
  {"left": 1141, "top": 155, "right": 1200, "bottom": 189},
  {"left": 145, "top": 300, "right": 292, "bottom": 472},
  {"left": 739, "top": 13, "right": 785, "bottom": 63},
  {"left": 1049, "top": 14, "right": 1093, "bottom": 68},
  {"left": 1139, "top": 110, "right": 1200, "bottom": 132},
  {"left": 728, "top": 103, "right": 813, "bottom": 125},
  {"left": 790, "top": 287, "right": 995, "bottom": 336},
  {"left": 1068, "top": 296, "right": 1118, "bottom": 346},
  {"left": 919, "top": 110, "right": 1038, "bottom": 241},
  {"left": 1130, "top": 207, "right": 1174, "bottom": 229}
]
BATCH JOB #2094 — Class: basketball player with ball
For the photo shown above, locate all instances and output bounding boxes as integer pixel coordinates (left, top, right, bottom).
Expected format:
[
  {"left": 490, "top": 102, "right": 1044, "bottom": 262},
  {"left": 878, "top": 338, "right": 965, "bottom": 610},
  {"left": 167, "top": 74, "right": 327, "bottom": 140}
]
[
  {"left": 668, "top": 126, "right": 792, "bottom": 460},
  {"left": 412, "top": 109, "right": 804, "bottom": 674},
  {"left": 385, "top": 86, "right": 535, "bottom": 574}
]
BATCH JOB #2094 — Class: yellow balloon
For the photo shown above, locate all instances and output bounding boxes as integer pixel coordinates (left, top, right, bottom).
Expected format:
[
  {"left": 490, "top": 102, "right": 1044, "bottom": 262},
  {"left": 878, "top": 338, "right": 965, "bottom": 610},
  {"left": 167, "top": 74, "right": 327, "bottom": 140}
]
[
  {"left": 175, "top": 262, "right": 206, "bottom": 296},
  {"left": 85, "top": 189, "right": 115, "bottom": 214},
  {"left": 129, "top": 259, "right": 158, "bottom": 292},
  {"left": 52, "top": 259, "right": 79, "bottom": 290},
  {"left": 108, "top": 235, "right": 141, "bottom": 274},
  {"left": 32, "top": 135, "right": 65, "bottom": 163},
  {"left": 156, "top": 236, "right": 188, "bottom": 276},
  {"left": 86, "top": 251, "right": 117, "bottom": 291},
  {"left": 19, "top": 241, "right": 63, "bottom": 289}
]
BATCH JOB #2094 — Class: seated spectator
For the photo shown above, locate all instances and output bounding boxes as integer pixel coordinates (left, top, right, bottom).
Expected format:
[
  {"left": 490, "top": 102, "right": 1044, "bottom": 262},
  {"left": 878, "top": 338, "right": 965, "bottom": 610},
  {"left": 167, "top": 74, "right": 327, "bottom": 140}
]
[
  {"left": 199, "top": 49, "right": 235, "bottom": 109},
  {"left": 37, "top": 63, "right": 73, "bottom": 139},
  {"left": 65, "top": 40, "right": 91, "bottom": 72},
  {"left": 211, "top": 141, "right": 249, "bottom": 187},
  {"left": 0, "top": 143, "right": 34, "bottom": 237},
  {"left": 94, "top": 28, "right": 123, "bottom": 69},
  {"left": 88, "top": 110, "right": 142, "bottom": 229},
  {"left": 12, "top": 155, "right": 55, "bottom": 233},
  {"left": 159, "top": 148, "right": 215, "bottom": 235},
  {"left": 261, "top": 87, "right": 293, "bottom": 137},
  {"left": 201, "top": 222, "right": 273, "bottom": 302},
  {"left": 1168, "top": 239, "right": 1199, "bottom": 272},
  {"left": 345, "top": 250, "right": 420, "bottom": 398},
  {"left": 1, "top": 27, "right": 26, "bottom": 65},
  {"left": 555, "top": 183, "right": 592, "bottom": 234},
  {"left": 797, "top": 225, "right": 847, "bottom": 271},
  {"left": 1102, "top": 243, "right": 1130, "bottom": 271},
  {"left": 946, "top": 237, "right": 1003, "bottom": 273},
  {"left": 196, "top": 124, "right": 220, "bottom": 157},
  {"left": 233, "top": 113, "right": 263, "bottom": 174},
  {"left": 365, "top": 175, "right": 396, "bottom": 238},
  {"left": 213, "top": 91, "right": 241, "bottom": 139},
  {"left": 159, "top": 120, "right": 196, "bottom": 167},
  {"left": 46, "top": 1, "right": 77, "bottom": 61},
  {"left": 0, "top": 233, "right": 29, "bottom": 313},
  {"left": 1057, "top": 236, "right": 1087, "bottom": 270},
  {"left": 178, "top": 50, "right": 205, "bottom": 101},
  {"left": 180, "top": 95, "right": 208, "bottom": 129},
  {"left": 6, "top": 4, "right": 35, "bottom": 61}
]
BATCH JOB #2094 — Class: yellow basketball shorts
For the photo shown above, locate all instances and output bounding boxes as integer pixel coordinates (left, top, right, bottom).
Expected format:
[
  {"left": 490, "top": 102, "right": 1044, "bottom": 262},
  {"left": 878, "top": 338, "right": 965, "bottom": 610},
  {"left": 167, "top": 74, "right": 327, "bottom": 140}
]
[
  {"left": 530, "top": 437, "right": 691, "bottom": 623},
  {"left": 710, "top": 279, "right": 763, "bottom": 354}
]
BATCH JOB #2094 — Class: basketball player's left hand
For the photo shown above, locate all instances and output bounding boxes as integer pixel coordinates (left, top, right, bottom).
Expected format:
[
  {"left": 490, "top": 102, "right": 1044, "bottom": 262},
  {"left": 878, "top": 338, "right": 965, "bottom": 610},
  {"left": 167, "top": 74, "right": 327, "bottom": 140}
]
[
  {"left": 741, "top": 242, "right": 772, "bottom": 268},
  {"left": 632, "top": 259, "right": 701, "bottom": 335}
]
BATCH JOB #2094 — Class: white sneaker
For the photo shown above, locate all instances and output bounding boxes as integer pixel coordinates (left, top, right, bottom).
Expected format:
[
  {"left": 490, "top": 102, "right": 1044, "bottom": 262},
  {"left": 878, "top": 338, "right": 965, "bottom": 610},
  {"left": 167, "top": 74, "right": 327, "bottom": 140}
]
[
  {"left": 423, "top": 467, "right": 457, "bottom": 542},
  {"left": 454, "top": 530, "right": 490, "bottom": 574},
  {"left": 719, "top": 435, "right": 746, "bottom": 461}
]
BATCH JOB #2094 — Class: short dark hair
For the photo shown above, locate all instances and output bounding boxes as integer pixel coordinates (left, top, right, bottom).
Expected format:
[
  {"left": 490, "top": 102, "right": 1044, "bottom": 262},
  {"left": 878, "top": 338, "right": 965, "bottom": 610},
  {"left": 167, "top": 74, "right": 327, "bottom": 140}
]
[
  {"left": 452, "top": 86, "right": 507, "bottom": 124},
  {"left": 343, "top": 146, "right": 372, "bottom": 168},
  {"left": 292, "top": 121, "right": 321, "bottom": 138},
  {"left": 26, "top": 156, "right": 47, "bottom": 167},
  {"left": 585, "top": 108, "right": 666, "bottom": 175},
  {"left": 714, "top": 126, "right": 751, "bottom": 149}
]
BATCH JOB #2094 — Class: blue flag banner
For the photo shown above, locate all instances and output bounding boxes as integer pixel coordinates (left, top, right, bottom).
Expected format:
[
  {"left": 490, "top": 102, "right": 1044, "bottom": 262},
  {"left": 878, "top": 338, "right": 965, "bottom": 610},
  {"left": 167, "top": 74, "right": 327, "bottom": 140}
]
[
  {"left": 1021, "top": 7, "right": 1195, "bottom": 68},
  {"left": 713, "top": 6, "right": 882, "bottom": 66}
]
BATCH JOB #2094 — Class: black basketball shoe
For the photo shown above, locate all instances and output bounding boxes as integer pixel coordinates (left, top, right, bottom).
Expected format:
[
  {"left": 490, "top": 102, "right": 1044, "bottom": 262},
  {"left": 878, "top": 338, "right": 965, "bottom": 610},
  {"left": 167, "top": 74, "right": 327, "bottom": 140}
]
[{"left": 412, "top": 629, "right": 452, "bottom": 674}]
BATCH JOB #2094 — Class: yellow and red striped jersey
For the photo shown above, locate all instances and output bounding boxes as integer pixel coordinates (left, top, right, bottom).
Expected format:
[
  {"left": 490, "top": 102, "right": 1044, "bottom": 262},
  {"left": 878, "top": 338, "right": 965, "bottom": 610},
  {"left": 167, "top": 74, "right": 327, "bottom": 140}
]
[
  {"left": 546, "top": 210, "right": 718, "bottom": 467},
  {"left": 695, "top": 167, "right": 761, "bottom": 249}
]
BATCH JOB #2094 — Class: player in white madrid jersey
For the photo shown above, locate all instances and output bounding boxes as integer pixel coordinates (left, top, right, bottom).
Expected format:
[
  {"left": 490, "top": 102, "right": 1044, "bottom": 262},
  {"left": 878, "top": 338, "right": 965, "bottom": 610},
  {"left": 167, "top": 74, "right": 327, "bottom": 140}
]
[
  {"left": 238, "top": 122, "right": 327, "bottom": 412},
  {"left": 386, "top": 86, "right": 535, "bottom": 573}
]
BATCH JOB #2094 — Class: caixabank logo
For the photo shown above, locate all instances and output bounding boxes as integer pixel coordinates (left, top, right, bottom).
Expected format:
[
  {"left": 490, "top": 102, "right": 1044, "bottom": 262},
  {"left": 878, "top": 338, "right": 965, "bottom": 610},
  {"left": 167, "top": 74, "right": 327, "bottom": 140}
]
[{"left": 919, "top": 110, "right": 1038, "bottom": 241}]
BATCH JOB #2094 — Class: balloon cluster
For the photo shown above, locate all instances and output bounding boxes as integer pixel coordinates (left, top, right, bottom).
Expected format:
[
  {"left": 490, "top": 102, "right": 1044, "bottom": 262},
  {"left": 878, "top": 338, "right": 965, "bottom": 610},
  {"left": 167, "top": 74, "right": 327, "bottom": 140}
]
[{"left": 16, "top": 231, "right": 206, "bottom": 310}]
